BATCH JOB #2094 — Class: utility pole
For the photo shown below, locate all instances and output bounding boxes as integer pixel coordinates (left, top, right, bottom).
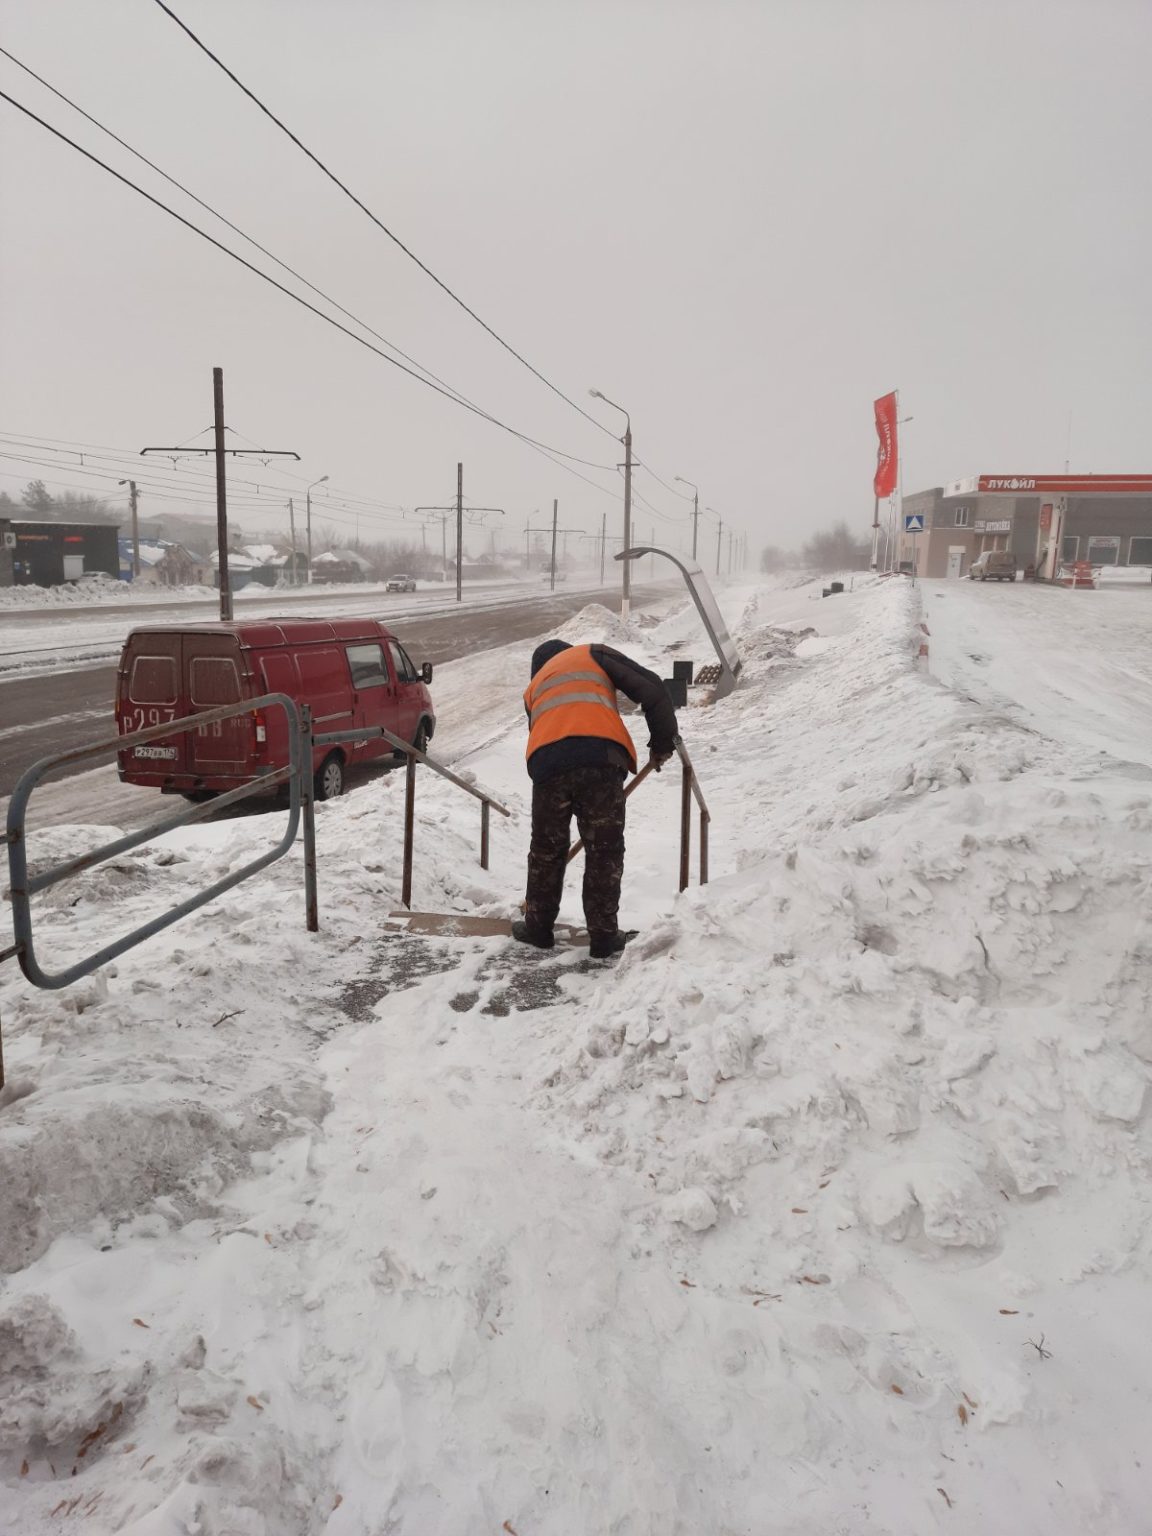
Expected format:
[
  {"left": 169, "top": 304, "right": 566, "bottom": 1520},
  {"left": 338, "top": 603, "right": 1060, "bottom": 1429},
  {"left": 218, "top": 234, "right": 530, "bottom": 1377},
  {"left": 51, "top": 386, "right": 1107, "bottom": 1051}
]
[
  {"left": 141, "top": 366, "right": 299, "bottom": 622},
  {"left": 716, "top": 514, "right": 723, "bottom": 578},
  {"left": 414, "top": 491, "right": 505, "bottom": 593},
  {"left": 118, "top": 479, "right": 141, "bottom": 578},
  {"left": 622, "top": 420, "right": 633, "bottom": 621},
  {"left": 525, "top": 512, "right": 581, "bottom": 591},
  {"left": 288, "top": 497, "right": 297, "bottom": 585},
  {"left": 211, "top": 368, "right": 231, "bottom": 619},
  {"left": 456, "top": 461, "right": 464, "bottom": 603},
  {"left": 600, "top": 511, "right": 607, "bottom": 585},
  {"left": 692, "top": 492, "right": 699, "bottom": 560}
]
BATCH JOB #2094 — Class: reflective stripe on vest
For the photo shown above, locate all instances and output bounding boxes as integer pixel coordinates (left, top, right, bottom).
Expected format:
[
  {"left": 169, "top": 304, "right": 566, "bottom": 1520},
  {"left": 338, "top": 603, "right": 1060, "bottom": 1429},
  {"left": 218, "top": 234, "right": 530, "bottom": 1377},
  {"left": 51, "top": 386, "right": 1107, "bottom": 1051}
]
[{"left": 524, "top": 645, "right": 637, "bottom": 768}]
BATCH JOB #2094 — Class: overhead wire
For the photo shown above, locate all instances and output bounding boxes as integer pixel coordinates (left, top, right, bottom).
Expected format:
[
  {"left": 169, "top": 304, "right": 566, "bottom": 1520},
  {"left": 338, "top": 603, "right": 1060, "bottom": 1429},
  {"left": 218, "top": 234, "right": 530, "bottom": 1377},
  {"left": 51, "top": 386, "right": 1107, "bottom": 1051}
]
[
  {"left": 0, "top": 75, "right": 700, "bottom": 538},
  {"left": 149, "top": 0, "right": 618, "bottom": 445},
  {"left": 0, "top": 437, "right": 411, "bottom": 520},
  {"left": 0, "top": 60, "right": 619, "bottom": 475}
]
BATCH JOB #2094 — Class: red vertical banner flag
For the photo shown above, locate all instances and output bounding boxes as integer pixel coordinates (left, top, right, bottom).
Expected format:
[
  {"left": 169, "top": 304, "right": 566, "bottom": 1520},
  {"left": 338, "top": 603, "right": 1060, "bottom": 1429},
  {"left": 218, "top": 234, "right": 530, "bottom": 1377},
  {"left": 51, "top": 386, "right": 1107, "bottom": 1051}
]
[{"left": 873, "top": 391, "right": 898, "bottom": 498}]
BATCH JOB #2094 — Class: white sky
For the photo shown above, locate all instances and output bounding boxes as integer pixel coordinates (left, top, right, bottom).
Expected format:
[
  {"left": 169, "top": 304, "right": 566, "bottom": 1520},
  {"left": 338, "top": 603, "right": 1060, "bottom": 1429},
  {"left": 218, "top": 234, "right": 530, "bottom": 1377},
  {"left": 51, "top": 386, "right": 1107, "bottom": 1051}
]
[{"left": 1, "top": 0, "right": 1150, "bottom": 558}]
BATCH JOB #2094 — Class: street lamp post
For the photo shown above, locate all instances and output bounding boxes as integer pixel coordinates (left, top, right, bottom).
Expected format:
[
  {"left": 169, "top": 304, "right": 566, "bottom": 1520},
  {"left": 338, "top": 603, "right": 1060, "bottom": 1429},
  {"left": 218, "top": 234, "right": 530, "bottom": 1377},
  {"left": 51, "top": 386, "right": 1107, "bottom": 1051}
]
[
  {"left": 674, "top": 476, "right": 700, "bottom": 561},
  {"left": 589, "top": 388, "right": 632, "bottom": 621},
  {"left": 306, "top": 475, "right": 328, "bottom": 583}
]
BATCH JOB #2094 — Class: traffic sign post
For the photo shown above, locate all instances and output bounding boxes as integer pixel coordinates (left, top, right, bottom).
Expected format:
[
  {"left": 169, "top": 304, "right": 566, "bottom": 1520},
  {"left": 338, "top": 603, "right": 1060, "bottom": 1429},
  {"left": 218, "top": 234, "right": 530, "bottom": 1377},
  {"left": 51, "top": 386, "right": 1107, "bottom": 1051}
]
[{"left": 903, "top": 512, "right": 924, "bottom": 582}]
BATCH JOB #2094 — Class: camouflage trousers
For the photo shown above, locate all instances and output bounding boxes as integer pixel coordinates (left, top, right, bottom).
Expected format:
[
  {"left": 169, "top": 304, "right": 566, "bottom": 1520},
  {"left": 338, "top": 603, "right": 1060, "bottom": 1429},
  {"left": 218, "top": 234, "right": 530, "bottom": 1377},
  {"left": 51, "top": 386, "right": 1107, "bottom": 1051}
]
[{"left": 524, "top": 767, "right": 626, "bottom": 941}]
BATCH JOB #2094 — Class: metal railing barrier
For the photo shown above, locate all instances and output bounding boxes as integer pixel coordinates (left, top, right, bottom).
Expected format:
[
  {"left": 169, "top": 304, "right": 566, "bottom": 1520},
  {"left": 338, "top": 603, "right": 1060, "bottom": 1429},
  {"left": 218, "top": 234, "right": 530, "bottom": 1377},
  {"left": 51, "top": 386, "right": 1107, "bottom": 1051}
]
[
  {"left": 0, "top": 694, "right": 304, "bottom": 1088},
  {"left": 306, "top": 718, "right": 510, "bottom": 927},
  {"left": 565, "top": 736, "right": 710, "bottom": 895},
  {"left": 675, "top": 738, "right": 710, "bottom": 891}
]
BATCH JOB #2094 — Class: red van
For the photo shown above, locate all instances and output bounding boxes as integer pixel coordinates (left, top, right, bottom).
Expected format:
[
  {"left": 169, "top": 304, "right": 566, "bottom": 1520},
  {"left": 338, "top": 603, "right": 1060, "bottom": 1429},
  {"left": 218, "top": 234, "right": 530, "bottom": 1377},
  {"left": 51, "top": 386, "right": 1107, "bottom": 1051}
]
[{"left": 116, "top": 617, "right": 435, "bottom": 801}]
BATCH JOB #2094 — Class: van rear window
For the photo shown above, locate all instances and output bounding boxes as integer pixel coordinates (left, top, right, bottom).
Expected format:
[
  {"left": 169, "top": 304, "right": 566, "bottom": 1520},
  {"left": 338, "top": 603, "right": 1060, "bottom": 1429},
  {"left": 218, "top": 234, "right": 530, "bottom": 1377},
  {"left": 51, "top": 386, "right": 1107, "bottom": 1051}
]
[
  {"left": 129, "top": 654, "right": 177, "bottom": 705},
  {"left": 189, "top": 657, "right": 241, "bottom": 707}
]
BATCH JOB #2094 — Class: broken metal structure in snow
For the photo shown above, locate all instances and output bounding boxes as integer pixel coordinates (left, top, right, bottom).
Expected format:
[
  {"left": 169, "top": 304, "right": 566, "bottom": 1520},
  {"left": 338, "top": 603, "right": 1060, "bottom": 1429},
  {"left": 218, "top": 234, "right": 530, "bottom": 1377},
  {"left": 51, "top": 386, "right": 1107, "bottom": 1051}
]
[{"left": 616, "top": 547, "right": 742, "bottom": 698}]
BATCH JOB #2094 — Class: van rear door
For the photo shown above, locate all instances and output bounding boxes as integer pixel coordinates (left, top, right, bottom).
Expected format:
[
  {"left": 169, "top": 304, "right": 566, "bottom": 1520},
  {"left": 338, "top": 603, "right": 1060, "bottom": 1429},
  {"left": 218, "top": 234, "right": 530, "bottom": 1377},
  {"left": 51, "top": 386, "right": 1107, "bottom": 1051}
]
[
  {"left": 119, "top": 631, "right": 187, "bottom": 773},
  {"left": 184, "top": 634, "right": 249, "bottom": 774}
]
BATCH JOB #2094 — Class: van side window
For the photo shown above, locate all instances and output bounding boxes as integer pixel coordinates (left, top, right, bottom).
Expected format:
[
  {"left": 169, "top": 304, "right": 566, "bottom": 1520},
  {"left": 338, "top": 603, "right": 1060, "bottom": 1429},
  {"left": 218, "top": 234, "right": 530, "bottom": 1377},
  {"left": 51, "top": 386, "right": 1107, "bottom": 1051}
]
[
  {"left": 346, "top": 643, "right": 389, "bottom": 689},
  {"left": 129, "top": 655, "right": 177, "bottom": 705},
  {"left": 190, "top": 657, "right": 241, "bottom": 706},
  {"left": 388, "top": 641, "right": 418, "bottom": 684}
]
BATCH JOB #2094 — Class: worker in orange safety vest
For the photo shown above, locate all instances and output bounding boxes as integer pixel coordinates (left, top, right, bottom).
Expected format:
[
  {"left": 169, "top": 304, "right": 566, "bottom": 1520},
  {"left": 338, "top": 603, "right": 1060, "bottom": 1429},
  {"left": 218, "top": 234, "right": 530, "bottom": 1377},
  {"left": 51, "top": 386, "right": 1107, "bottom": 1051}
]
[{"left": 513, "top": 638, "right": 678, "bottom": 959}]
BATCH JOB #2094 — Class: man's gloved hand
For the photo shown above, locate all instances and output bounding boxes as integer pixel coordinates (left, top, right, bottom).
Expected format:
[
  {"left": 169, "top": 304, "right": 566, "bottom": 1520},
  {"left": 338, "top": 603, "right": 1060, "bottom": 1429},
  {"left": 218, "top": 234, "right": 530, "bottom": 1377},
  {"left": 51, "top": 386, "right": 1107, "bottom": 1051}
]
[{"left": 648, "top": 751, "right": 674, "bottom": 772}]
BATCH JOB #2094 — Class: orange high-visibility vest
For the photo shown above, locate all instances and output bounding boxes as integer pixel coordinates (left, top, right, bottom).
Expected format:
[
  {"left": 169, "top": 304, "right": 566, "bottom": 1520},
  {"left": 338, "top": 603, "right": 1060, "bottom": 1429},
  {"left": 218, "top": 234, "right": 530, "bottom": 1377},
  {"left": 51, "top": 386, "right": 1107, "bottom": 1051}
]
[{"left": 524, "top": 644, "right": 637, "bottom": 770}]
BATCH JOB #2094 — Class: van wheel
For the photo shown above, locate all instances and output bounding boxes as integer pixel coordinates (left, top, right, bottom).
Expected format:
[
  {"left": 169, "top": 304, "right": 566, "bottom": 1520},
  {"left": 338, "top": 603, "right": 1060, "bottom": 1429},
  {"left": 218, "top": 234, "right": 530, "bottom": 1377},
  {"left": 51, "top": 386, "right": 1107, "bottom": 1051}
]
[
  {"left": 413, "top": 721, "right": 431, "bottom": 756},
  {"left": 314, "top": 753, "right": 345, "bottom": 801},
  {"left": 181, "top": 789, "right": 218, "bottom": 804}
]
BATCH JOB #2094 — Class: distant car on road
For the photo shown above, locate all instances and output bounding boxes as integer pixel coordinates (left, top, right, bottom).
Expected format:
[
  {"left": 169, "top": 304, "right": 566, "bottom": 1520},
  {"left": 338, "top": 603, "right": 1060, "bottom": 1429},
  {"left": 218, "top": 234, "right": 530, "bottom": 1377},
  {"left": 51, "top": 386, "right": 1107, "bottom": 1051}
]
[
  {"left": 541, "top": 570, "right": 568, "bottom": 583},
  {"left": 968, "top": 550, "right": 1017, "bottom": 582},
  {"left": 386, "top": 574, "right": 417, "bottom": 593}
]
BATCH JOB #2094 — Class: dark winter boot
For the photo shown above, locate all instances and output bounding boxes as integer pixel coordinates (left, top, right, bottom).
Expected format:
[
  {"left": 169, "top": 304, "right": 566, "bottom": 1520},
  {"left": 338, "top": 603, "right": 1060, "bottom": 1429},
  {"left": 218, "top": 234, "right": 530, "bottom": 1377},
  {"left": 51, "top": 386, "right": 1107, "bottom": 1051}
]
[
  {"left": 511, "top": 919, "right": 554, "bottom": 951},
  {"left": 588, "top": 929, "right": 638, "bottom": 961}
]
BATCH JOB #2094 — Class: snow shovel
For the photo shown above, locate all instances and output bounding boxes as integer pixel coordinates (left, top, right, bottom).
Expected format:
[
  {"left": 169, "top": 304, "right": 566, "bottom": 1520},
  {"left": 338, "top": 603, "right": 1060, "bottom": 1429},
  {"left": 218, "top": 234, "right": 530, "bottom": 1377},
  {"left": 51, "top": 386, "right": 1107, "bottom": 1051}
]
[
  {"left": 566, "top": 757, "right": 658, "bottom": 864},
  {"left": 509, "top": 758, "right": 659, "bottom": 916}
]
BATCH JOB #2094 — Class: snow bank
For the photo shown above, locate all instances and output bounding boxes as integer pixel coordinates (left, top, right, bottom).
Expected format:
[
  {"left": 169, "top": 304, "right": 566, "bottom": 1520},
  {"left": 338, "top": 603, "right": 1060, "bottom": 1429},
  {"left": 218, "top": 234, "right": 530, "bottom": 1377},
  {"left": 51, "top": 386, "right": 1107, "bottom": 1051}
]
[
  {"left": 0, "top": 575, "right": 217, "bottom": 609},
  {"left": 2, "top": 577, "right": 1150, "bottom": 1532}
]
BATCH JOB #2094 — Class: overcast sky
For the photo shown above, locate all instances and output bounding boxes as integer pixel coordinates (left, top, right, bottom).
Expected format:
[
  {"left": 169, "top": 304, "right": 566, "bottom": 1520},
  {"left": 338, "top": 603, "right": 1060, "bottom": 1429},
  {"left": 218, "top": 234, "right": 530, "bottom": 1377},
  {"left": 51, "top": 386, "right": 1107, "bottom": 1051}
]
[{"left": 2, "top": 0, "right": 1150, "bottom": 559}]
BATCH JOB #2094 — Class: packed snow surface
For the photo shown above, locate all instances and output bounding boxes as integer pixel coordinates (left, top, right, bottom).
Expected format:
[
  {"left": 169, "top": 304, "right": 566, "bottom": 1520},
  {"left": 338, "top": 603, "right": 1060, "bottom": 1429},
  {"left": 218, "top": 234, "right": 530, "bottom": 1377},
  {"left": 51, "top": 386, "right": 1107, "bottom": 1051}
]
[{"left": 1, "top": 575, "right": 1150, "bottom": 1533}]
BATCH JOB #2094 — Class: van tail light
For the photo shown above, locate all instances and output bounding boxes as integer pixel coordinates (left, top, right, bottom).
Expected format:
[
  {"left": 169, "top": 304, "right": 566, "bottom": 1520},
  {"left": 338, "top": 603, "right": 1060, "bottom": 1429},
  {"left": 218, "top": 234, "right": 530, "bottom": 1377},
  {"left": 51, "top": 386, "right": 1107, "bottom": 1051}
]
[{"left": 252, "top": 709, "right": 268, "bottom": 747}]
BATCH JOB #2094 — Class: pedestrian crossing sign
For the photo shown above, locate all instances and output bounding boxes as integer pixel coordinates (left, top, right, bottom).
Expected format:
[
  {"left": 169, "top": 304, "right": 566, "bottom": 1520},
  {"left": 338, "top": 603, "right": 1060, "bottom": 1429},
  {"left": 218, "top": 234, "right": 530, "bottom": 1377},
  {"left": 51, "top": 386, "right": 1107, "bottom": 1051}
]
[{"left": 904, "top": 513, "right": 925, "bottom": 532}]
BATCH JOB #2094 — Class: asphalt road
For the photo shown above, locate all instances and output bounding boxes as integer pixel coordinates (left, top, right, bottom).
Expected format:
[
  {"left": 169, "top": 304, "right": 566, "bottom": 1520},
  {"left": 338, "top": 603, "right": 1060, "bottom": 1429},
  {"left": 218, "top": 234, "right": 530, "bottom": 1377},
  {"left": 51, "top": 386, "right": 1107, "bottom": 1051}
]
[{"left": 0, "top": 582, "right": 665, "bottom": 799}]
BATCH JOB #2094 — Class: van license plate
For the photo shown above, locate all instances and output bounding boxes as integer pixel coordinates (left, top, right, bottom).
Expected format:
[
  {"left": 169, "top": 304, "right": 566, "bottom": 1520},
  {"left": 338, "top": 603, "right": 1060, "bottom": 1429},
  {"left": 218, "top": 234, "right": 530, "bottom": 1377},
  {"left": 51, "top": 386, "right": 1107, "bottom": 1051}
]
[{"left": 134, "top": 745, "right": 178, "bottom": 760}]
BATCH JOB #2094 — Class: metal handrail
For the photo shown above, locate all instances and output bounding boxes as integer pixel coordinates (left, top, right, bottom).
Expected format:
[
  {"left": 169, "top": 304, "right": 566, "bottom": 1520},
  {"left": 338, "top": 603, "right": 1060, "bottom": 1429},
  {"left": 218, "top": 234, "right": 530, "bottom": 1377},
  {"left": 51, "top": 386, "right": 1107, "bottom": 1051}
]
[
  {"left": 306, "top": 721, "right": 511, "bottom": 922},
  {"left": 675, "top": 738, "right": 711, "bottom": 891},
  {"left": 3, "top": 694, "right": 304, "bottom": 994},
  {"left": 563, "top": 737, "right": 711, "bottom": 894}
]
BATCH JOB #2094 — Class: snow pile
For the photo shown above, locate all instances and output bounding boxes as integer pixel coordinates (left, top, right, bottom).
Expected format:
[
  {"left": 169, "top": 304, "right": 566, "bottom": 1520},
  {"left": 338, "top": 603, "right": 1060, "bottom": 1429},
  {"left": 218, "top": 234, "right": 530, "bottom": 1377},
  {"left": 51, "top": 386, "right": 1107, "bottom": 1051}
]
[
  {"left": 0, "top": 577, "right": 217, "bottom": 609},
  {"left": 2, "top": 576, "right": 1151, "bottom": 1532},
  {"left": 548, "top": 599, "right": 649, "bottom": 651}
]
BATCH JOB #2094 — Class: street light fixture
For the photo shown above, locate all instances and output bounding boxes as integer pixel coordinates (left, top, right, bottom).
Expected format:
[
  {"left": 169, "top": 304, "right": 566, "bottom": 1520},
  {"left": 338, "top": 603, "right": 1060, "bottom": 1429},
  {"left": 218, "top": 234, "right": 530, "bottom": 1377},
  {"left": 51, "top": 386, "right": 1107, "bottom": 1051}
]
[
  {"left": 306, "top": 475, "right": 328, "bottom": 583},
  {"left": 589, "top": 388, "right": 633, "bottom": 621},
  {"left": 674, "top": 476, "right": 701, "bottom": 561}
]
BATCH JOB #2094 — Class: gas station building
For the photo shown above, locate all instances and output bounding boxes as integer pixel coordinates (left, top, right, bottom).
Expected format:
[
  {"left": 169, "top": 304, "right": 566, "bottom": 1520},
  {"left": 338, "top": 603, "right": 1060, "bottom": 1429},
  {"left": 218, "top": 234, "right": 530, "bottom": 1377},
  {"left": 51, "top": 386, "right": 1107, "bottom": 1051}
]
[{"left": 896, "top": 475, "right": 1152, "bottom": 579}]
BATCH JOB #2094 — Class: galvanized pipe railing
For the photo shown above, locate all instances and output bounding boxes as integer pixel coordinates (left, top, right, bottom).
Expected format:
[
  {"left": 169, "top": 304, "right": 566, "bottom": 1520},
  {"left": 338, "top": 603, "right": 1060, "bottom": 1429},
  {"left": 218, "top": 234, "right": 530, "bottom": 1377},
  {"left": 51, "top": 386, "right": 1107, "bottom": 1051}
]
[
  {"left": 308, "top": 722, "right": 510, "bottom": 924},
  {"left": 0, "top": 695, "right": 305, "bottom": 1090},
  {"left": 565, "top": 737, "right": 710, "bottom": 894},
  {"left": 675, "top": 738, "right": 710, "bottom": 891},
  {"left": 3, "top": 694, "right": 304, "bottom": 992}
]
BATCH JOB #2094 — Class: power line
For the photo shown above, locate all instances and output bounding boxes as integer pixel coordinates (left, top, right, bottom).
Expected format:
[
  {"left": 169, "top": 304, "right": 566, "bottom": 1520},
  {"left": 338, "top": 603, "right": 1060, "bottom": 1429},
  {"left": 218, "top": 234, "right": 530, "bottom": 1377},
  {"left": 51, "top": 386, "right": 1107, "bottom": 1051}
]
[
  {"left": 0, "top": 64, "right": 617, "bottom": 474},
  {"left": 150, "top": 0, "right": 618, "bottom": 444},
  {"left": 0, "top": 45, "right": 530, "bottom": 438},
  {"left": 0, "top": 452, "right": 411, "bottom": 532},
  {"left": 0, "top": 438, "right": 410, "bottom": 520},
  {"left": 0, "top": 89, "right": 696, "bottom": 535}
]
